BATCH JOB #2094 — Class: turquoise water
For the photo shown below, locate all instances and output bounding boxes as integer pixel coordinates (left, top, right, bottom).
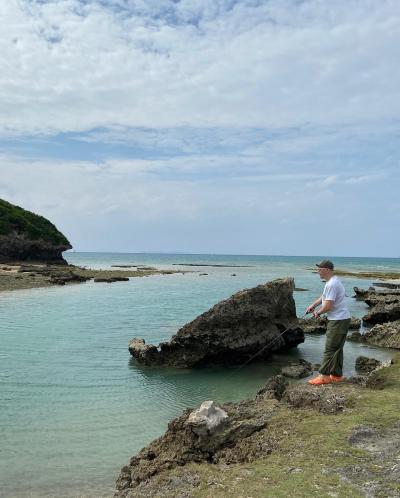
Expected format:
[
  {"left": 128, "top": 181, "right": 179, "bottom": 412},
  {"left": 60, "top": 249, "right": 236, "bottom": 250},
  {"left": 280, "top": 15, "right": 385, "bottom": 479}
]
[{"left": 0, "top": 253, "right": 398, "bottom": 498}]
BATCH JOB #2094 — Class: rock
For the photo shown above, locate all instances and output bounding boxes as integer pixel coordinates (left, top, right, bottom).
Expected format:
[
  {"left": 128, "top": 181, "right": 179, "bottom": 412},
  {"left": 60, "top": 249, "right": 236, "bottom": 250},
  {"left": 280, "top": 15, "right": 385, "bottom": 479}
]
[
  {"left": 186, "top": 401, "right": 228, "bottom": 438},
  {"left": 199, "top": 273, "right": 208, "bottom": 276},
  {"left": 353, "top": 286, "right": 375, "bottom": 299},
  {"left": 298, "top": 317, "right": 327, "bottom": 334},
  {"left": 282, "top": 384, "right": 347, "bottom": 414},
  {"left": 231, "top": 273, "right": 236, "bottom": 276},
  {"left": 50, "top": 272, "right": 90, "bottom": 285},
  {"left": 129, "top": 278, "right": 304, "bottom": 368},
  {"left": 94, "top": 277, "right": 129, "bottom": 283},
  {"left": 347, "top": 331, "right": 366, "bottom": 343},
  {"left": 362, "top": 302, "right": 400, "bottom": 325},
  {"left": 256, "top": 374, "right": 288, "bottom": 401},
  {"left": 372, "top": 282, "right": 400, "bottom": 290},
  {"left": 294, "top": 287, "right": 308, "bottom": 291},
  {"left": 363, "top": 320, "right": 400, "bottom": 349},
  {"left": 355, "top": 356, "right": 382, "bottom": 374},
  {"left": 365, "top": 293, "right": 400, "bottom": 307},
  {"left": 115, "top": 397, "right": 277, "bottom": 496},
  {"left": 0, "top": 198, "right": 71, "bottom": 264},
  {"left": 281, "top": 359, "right": 313, "bottom": 379},
  {"left": 349, "top": 317, "right": 361, "bottom": 330}
]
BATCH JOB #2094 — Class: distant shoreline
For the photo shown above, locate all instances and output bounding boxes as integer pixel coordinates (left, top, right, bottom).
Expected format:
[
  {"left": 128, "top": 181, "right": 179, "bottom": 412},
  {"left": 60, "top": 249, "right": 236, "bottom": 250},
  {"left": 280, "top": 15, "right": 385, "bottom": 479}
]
[{"left": 0, "top": 262, "right": 181, "bottom": 293}]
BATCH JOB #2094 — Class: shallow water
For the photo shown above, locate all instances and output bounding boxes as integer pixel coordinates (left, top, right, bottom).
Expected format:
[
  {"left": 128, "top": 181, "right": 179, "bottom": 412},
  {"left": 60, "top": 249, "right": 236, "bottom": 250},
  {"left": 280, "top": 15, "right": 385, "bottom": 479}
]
[{"left": 0, "top": 253, "right": 398, "bottom": 497}]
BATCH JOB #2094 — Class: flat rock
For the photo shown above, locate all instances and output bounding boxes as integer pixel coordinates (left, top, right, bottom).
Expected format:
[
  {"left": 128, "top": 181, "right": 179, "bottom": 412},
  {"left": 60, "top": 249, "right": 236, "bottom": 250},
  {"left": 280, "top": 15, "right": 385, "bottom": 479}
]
[{"left": 129, "top": 278, "right": 304, "bottom": 368}]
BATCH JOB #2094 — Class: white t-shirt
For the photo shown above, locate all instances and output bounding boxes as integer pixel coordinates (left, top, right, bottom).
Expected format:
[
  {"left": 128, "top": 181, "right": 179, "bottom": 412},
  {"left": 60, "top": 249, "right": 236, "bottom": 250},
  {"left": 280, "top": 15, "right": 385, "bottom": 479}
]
[{"left": 322, "top": 275, "right": 350, "bottom": 320}]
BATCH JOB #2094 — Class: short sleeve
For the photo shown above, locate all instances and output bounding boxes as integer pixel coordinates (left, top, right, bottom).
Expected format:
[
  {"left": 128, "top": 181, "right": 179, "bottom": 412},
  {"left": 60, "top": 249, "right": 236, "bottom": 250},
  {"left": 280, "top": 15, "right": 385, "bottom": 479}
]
[{"left": 324, "top": 283, "right": 338, "bottom": 301}]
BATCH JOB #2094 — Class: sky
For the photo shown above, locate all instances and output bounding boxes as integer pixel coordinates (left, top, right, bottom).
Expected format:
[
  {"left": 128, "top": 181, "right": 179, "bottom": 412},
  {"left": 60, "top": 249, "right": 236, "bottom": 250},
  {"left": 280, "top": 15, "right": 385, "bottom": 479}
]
[{"left": 0, "top": 0, "right": 399, "bottom": 257}]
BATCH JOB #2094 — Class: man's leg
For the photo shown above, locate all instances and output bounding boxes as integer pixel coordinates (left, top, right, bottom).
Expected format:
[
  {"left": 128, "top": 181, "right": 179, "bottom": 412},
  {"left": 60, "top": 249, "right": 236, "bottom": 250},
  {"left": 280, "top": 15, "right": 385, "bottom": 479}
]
[{"left": 319, "top": 319, "right": 350, "bottom": 377}]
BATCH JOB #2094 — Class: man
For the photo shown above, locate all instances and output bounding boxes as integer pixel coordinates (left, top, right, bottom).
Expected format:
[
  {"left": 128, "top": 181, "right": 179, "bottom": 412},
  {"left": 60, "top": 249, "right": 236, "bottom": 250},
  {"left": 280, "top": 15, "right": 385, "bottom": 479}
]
[{"left": 306, "top": 260, "right": 351, "bottom": 385}]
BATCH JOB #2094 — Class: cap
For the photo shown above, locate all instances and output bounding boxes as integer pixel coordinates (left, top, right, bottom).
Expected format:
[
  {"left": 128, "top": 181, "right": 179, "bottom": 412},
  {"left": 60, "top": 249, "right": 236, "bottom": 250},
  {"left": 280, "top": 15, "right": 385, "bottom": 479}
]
[{"left": 316, "top": 260, "right": 334, "bottom": 270}]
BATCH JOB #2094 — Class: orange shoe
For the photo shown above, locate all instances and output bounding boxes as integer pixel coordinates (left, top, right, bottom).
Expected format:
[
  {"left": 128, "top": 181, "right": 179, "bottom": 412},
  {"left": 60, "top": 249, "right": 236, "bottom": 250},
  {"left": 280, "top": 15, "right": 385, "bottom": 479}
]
[
  {"left": 308, "top": 375, "right": 332, "bottom": 386},
  {"left": 330, "top": 375, "right": 344, "bottom": 382}
]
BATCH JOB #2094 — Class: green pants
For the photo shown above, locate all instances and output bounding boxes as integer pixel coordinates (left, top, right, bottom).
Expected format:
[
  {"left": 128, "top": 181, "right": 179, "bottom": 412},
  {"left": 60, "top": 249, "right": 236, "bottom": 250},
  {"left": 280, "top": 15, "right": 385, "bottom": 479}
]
[{"left": 319, "top": 318, "right": 351, "bottom": 376}]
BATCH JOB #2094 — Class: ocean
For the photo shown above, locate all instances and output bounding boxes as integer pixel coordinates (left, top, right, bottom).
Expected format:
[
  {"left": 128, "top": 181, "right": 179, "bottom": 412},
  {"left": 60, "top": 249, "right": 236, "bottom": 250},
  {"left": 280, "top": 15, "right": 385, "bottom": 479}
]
[{"left": 0, "top": 253, "right": 399, "bottom": 498}]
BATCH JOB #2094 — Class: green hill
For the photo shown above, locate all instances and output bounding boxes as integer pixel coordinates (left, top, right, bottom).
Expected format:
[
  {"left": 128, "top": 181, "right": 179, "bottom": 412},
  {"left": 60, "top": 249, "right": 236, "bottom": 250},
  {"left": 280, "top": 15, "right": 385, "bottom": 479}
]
[{"left": 0, "top": 198, "right": 71, "bottom": 262}]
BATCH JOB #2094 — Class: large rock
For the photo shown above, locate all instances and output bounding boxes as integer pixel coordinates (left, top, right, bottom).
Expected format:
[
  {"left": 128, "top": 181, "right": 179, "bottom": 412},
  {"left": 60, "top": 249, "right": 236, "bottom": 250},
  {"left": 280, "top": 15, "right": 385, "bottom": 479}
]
[
  {"left": 115, "top": 397, "right": 278, "bottom": 497},
  {"left": 362, "top": 302, "right": 400, "bottom": 326},
  {"left": 0, "top": 198, "right": 71, "bottom": 264},
  {"left": 364, "top": 320, "right": 400, "bottom": 349},
  {"left": 128, "top": 278, "right": 304, "bottom": 368}
]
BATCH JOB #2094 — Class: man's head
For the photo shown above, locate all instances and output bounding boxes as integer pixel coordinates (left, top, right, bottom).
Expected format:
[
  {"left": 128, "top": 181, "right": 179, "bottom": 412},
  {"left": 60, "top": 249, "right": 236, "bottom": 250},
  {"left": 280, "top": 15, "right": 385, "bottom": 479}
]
[{"left": 316, "top": 260, "right": 334, "bottom": 280}]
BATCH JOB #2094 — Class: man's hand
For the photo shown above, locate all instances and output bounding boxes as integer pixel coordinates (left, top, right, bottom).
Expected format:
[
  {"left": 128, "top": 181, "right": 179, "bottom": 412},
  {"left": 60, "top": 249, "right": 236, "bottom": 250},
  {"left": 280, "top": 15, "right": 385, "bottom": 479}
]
[
  {"left": 305, "top": 305, "right": 315, "bottom": 314},
  {"left": 312, "top": 310, "right": 321, "bottom": 319}
]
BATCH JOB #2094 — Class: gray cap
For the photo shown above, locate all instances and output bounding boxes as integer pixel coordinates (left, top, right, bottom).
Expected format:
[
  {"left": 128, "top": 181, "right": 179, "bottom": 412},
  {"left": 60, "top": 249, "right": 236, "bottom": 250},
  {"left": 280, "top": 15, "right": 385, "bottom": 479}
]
[{"left": 316, "top": 260, "right": 334, "bottom": 270}]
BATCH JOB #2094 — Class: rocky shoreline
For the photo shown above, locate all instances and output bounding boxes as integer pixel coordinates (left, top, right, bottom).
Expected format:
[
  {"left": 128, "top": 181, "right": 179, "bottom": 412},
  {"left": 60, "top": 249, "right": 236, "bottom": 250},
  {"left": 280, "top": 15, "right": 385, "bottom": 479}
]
[
  {"left": 115, "top": 355, "right": 400, "bottom": 497},
  {"left": 0, "top": 262, "right": 181, "bottom": 292},
  {"left": 118, "top": 275, "right": 400, "bottom": 497}
]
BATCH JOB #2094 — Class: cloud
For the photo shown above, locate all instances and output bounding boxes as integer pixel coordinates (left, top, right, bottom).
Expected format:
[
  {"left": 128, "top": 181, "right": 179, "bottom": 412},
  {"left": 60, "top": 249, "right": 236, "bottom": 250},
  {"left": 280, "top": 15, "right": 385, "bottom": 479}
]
[{"left": 1, "top": 0, "right": 400, "bottom": 135}]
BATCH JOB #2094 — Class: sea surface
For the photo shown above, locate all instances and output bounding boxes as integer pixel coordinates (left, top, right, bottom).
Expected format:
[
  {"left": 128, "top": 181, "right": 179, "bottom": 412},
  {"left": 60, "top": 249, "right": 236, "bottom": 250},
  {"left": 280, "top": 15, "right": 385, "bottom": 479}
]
[{"left": 1, "top": 253, "right": 399, "bottom": 498}]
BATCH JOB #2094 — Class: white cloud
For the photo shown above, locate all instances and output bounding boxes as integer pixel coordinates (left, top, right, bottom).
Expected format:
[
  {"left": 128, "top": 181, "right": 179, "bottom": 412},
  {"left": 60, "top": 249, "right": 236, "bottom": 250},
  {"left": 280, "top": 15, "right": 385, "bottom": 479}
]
[{"left": 1, "top": 0, "right": 400, "bottom": 134}]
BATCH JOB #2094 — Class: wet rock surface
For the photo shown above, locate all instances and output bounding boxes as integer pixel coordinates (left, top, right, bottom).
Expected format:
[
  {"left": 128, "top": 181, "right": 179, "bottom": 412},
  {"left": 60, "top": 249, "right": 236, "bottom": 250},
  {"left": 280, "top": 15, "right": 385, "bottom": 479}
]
[{"left": 129, "top": 278, "right": 304, "bottom": 368}]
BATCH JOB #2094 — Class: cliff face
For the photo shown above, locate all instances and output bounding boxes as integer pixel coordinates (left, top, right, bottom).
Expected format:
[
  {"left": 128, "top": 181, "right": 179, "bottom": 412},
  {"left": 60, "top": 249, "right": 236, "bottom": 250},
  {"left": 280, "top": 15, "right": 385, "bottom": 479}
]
[{"left": 0, "top": 199, "right": 72, "bottom": 264}]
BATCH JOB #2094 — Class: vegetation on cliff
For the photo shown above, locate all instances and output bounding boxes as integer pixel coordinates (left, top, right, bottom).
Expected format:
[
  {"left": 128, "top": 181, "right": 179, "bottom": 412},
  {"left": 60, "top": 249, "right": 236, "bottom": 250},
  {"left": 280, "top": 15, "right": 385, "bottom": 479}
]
[{"left": 0, "top": 198, "right": 70, "bottom": 246}]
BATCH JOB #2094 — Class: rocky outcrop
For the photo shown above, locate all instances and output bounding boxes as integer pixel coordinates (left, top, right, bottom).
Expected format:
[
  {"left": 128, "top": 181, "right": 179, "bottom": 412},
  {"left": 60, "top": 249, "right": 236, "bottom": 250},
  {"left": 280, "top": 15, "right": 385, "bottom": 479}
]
[
  {"left": 362, "top": 302, "right": 400, "bottom": 325},
  {"left": 115, "top": 397, "right": 279, "bottom": 497},
  {"left": 128, "top": 278, "right": 304, "bottom": 368},
  {"left": 0, "top": 199, "right": 71, "bottom": 264},
  {"left": 355, "top": 356, "right": 382, "bottom": 374},
  {"left": 114, "top": 371, "right": 360, "bottom": 497},
  {"left": 281, "top": 359, "right": 313, "bottom": 379},
  {"left": 363, "top": 320, "right": 400, "bottom": 349}
]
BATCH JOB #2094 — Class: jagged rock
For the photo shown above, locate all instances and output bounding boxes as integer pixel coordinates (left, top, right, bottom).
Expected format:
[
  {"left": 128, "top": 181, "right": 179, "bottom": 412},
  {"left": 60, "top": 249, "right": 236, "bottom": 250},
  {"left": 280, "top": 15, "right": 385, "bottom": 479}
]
[
  {"left": 115, "top": 397, "right": 277, "bottom": 497},
  {"left": 129, "top": 278, "right": 304, "bottom": 368},
  {"left": 283, "top": 385, "right": 347, "bottom": 414},
  {"left": 355, "top": 356, "right": 382, "bottom": 374},
  {"left": 298, "top": 317, "right": 327, "bottom": 334},
  {"left": 185, "top": 401, "right": 228, "bottom": 438},
  {"left": 281, "top": 359, "right": 313, "bottom": 379},
  {"left": 0, "top": 198, "right": 71, "bottom": 264},
  {"left": 363, "top": 320, "right": 400, "bottom": 349},
  {"left": 365, "top": 293, "right": 400, "bottom": 308},
  {"left": 347, "top": 331, "right": 366, "bottom": 343},
  {"left": 256, "top": 374, "right": 288, "bottom": 401},
  {"left": 362, "top": 302, "right": 400, "bottom": 325},
  {"left": 353, "top": 286, "right": 375, "bottom": 299}
]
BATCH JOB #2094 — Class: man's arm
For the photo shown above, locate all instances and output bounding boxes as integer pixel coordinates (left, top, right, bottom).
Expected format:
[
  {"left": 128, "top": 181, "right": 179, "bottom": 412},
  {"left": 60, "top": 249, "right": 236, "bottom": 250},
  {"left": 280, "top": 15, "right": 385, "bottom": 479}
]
[
  {"left": 306, "top": 296, "right": 322, "bottom": 314},
  {"left": 313, "top": 299, "right": 333, "bottom": 318}
]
